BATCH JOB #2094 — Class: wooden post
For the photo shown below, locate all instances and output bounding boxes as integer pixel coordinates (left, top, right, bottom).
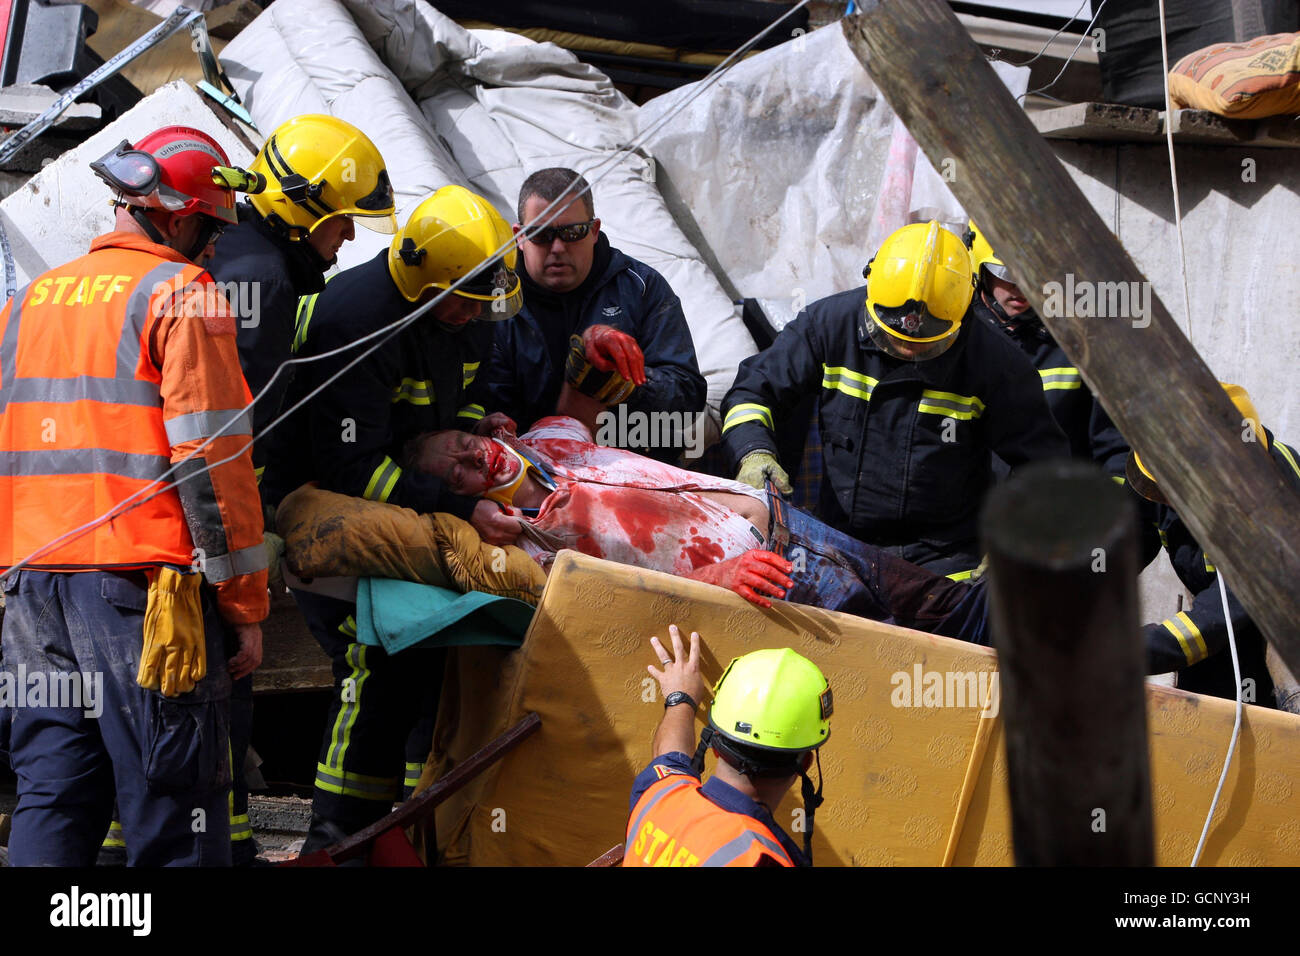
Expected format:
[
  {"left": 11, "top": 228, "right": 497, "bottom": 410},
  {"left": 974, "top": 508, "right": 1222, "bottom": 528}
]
[
  {"left": 842, "top": 1, "right": 1300, "bottom": 678},
  {"left": 982, "top": 461, "right": 1153, "bottom": 865}
]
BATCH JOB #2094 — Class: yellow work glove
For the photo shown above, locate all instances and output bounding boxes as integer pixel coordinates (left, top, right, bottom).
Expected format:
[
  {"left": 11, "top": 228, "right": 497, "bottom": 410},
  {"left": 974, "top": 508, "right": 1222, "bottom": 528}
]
[
  {"left": 138, "top": 566, "right": 207, "bottom": 697},
  {"left": 736, "top": 450, "right": 792, "bottom": 495}
]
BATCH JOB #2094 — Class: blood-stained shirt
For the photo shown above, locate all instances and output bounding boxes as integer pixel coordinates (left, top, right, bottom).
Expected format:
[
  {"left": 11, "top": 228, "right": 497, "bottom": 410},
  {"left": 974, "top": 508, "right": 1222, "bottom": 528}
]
[{"left": 508, "top": 416, "right": 768, "bottom": 575}]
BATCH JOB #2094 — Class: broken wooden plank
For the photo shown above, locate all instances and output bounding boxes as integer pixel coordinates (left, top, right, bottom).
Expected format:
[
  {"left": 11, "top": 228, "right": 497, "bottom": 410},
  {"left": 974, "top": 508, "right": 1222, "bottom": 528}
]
[
  {"left": 842, "top": 1, "right": 1300, "bottom": 676},
  {"left": 983, "top": 461, "right": 1153, "bottom": 865},
  {"left": 1032, "top": 101, "right": 1160, "bottom": 142},
  {"left": 296, "top": 712, "right": 542, "bottom": 866},
  {"left": 586, "top": 844, "right": 626, "bottom": 867}
]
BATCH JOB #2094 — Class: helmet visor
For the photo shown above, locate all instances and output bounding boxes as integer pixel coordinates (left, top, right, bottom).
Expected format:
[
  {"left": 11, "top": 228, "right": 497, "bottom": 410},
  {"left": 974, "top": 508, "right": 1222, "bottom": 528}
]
[
  {"left": 867, "top": 314, "right": 957, "bottom": 362},
  {"left": 455, "top": 283, "right": 523, "bottom": 323},
  {"left": 90, "top": 141, "right": 161, "bottom": 197},
  {"left": 868, "top": 298, "right": 956, "bottom": 342}
]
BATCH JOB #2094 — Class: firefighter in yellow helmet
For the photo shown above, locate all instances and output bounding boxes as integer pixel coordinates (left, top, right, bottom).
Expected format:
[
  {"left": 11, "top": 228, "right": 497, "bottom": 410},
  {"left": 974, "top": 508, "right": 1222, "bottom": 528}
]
[
  {"left": 1124, "top": 383, "right": 1300, "bottom": 707},
  {"left": 721, "top": 221, "right": 1068, "bottom": 579},
  {"left": 205, "top": 116, "right": 395, "bottom": 863},
  {"left": 964, "top": 221, "right": 1129, "bottom": 471},
  {"left": 626, "top": 626, "right": 831, "bottom": 866},
  {"left": 260, "top": 185, "right": 532, "bottom": 853}
]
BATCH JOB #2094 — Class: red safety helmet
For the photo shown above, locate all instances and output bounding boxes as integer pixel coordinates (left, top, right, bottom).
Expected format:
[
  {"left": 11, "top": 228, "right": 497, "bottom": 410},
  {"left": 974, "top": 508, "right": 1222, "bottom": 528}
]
[{"left": 91, "top": 126, "right": 238, "bottom": 225}]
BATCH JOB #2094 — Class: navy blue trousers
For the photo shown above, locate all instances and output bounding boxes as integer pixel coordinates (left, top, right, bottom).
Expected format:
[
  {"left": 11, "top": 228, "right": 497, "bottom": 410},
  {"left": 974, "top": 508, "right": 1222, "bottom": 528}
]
[{"left": 2, "top": 569, "right": 233, "bottom": 867}]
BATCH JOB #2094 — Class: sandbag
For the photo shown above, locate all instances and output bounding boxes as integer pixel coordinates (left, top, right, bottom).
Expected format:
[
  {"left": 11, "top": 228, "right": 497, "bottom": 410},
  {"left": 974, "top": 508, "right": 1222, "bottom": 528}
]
[
  {"left": 1170, "top": 31, "right": 1300, "bottom": 118},
  {"left": 275, "top": 484, "right": 546, "bottom": 604}
]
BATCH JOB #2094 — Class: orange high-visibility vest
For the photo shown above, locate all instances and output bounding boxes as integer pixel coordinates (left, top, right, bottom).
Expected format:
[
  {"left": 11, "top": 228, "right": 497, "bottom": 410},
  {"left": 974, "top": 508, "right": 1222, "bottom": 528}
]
[
  {"left": 624, "top": 772, "right": 796, "bottom": 867},
  {"left": 0, "top": 244, "right": 217, "bottom": 570}
]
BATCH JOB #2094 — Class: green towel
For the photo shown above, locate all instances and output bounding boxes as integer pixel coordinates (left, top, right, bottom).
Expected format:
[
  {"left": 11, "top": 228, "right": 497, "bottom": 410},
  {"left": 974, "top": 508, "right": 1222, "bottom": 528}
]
[{"left": 355, "top": 578, "right": 533, "bottom": 653}]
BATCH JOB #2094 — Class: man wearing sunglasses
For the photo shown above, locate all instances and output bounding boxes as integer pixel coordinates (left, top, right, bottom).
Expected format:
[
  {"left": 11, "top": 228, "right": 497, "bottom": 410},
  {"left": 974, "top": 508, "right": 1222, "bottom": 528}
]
[
  {"left": 721, "top": 221, "right": 1067, "bottom": 580},
  {"left": 0, "top": 126, "right": 267, "bottom": 866},
  {"left": 473, "top": 167, "right": 706, "bottom": 463}
]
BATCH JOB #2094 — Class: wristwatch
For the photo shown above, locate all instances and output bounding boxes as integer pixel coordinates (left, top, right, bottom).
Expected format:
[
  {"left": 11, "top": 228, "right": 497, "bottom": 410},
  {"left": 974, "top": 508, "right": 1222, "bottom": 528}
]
[{"left": 663, "top": 691, "right": 697, "bottom": 710}]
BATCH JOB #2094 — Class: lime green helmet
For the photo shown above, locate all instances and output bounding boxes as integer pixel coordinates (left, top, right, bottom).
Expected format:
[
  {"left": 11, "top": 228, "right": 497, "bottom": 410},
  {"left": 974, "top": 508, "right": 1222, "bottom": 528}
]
[
  {"left": 708, "top": 648, "right": 832, "bottom": 756},
  {"left": 693, "top": 648, "right": 832, "bottom": 864}
]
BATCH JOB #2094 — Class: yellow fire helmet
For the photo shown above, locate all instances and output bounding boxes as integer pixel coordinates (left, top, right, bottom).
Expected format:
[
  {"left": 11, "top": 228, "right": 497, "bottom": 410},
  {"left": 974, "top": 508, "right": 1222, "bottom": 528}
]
[
  {"left": 387, "top": 185, "right": 523, "bottom": 321},
  {"left": 963, "top": 219, "right": 1012, "bottom": 283},
  {"left": 864, "top": 220, "right": 976, "bottom": 362},
  {"left": 1128, "top": 382, "right": 1269, "bottom": 504},
  {"left": 247, "top": 114, "right": 396, "bottom": 239}
]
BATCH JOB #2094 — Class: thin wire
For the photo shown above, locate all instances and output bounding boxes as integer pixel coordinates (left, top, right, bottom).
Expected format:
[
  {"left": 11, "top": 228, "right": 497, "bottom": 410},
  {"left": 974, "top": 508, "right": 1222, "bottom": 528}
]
[
  {"left": 1000, "top": 0, "right": 1090, "bottom": 67},
  {"left": 0, "top": 0, "right": 814, "bottom": 580},
  {"left": 1157, "top": 0, "right": 1196, "bottom": 348},
  {"left": 1191, "top": 572, "right": 1243, "bottom": 866},
  {"left": 1017, "top": 0, "right": 1108, "bottom": 102}
]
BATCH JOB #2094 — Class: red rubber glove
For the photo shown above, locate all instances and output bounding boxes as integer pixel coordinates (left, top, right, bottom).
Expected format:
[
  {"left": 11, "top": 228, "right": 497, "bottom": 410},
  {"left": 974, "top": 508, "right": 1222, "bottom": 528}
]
[
  {"left": 582, "top": 324, "right": 646, "bottom": 385},
  {"left": 687, "top": 550, "right": 794, "bottom": 609}
]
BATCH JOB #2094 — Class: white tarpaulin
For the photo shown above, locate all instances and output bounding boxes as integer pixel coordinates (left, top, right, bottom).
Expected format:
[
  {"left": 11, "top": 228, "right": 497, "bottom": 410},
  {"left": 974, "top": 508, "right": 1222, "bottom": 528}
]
[{"left": 219, "top": 0, "right": 753, "bottom": 416}]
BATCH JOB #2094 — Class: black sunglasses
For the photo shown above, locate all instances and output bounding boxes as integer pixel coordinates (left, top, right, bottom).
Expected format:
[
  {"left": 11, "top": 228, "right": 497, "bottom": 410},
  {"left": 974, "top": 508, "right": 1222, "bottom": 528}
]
[{"left": 525, "top": 219, "right": 596, "bottom": 245}]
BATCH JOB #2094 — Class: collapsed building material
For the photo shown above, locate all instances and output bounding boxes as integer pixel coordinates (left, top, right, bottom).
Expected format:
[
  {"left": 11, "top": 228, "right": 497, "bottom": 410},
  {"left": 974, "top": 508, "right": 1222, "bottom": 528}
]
[{"left": 414, "top": 551, "right": 1300, "bottom": 866}]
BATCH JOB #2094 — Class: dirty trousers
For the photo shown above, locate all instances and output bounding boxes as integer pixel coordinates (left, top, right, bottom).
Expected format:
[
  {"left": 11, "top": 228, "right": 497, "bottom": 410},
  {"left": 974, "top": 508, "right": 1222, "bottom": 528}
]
[{"left": 2, "top": 569, "right": 233, "bottom": 866}]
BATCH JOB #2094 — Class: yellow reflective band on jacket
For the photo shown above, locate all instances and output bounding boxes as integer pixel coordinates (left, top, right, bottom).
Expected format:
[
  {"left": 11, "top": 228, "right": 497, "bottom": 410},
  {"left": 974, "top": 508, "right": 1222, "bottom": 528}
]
[
  {"left": 945, "top": 568, "right": 978, "bottom": 582},
  {"left": 294, "top": 292, "right": 321, "bottom": 354},
  {"left": 320, "top": 643, "right": 371, "bottom": 792},
  {"left": 338, "top": 614, "right": 358, "bottom": 638},
  {"left": 404, "top": 761, "right": 424, "bottom": 790},
  {"left": 820, "top": 365, "right": 877, "bottom": 402},
  {"left": 722, "top": 402, "right": 775, "bottom": 433},
  {"left": 1111, "top": 475, "right": 1126, "bottom": 485},
  {"left": 462, "top": 361, "right": 480, "bottom": 389},
  {"left": 102, "top": 820, "right": 125, "bottom": 849},
  {"left": 254, "top": 464, "right": 265, "bottom": 485},
  {"left": 293, "top": 271, "right": 338, "bottom": 353},
  {"left": 1203, "top": 552, "right": 1216, "bottom": 574},
  {"left": 918, "top": 389, "right": 985, "bottom": 421},
  {"left": 392, "top": 377, "right": 434, "bottom": 406},
  {"left": 363, "top": 456, "right": 402, "bottom": 502},
  {"left": 1038, "top": 367, "right": 1082, "bottom": 391},
  {"left": 1160, "top": 611, "right": 1209, "bottom": 665},
  {"left": 1157, "top": 527, "right": 1169, "bottom": 550},
  {"left": 1276, "top": 441, "right": 1300, "bottom": 481},
  {"left": 314, "top": 763, "right": 400, "bottom": 802},
  {"left": 457, "top": 403, "right": 485, "bottom": 422}
]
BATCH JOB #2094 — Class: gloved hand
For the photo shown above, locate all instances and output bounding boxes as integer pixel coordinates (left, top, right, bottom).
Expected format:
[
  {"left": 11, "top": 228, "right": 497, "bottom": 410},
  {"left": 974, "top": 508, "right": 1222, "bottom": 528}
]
[
  {"left": 582, "top": 324, "right": 646, "bottom": 384},
  {"left": 565, "top": 332, "right": 638, "bottom": 405},
  {"left": 138, "top": 566, "right": 207, "bottom": 697},
  {"left": 687, "top": 550, "right": 794, "bottom": 609},
  {"left": 736, "top": 450, "right": 792, "bottom": 495},
  {"left": 263, "top": 531, "right": 285, "bottom": 591}
]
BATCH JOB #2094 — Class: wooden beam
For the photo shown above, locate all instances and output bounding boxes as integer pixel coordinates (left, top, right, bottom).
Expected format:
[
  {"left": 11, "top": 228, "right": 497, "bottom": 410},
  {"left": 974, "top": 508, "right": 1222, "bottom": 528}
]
[
  {"left": 297, "top": 712, "right": 542, "bottom": 866},
  {"left": 586, "top": 844, "right": 626, "bottom": 867},
  {"left": 842, "top": 1, "right": 1300, "bottom": 678},
  {"left": 982, "top": 461, "right": 1153, "bottom": 865}
]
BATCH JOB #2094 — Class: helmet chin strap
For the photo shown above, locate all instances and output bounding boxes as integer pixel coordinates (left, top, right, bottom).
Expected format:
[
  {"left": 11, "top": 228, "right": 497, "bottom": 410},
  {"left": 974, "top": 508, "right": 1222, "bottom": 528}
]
[
  {"left": 799, "top": 749, "right": 825, "bottom": 865},
  {"left": 129, "top": 206, "right": 167, "bottom": 245}
]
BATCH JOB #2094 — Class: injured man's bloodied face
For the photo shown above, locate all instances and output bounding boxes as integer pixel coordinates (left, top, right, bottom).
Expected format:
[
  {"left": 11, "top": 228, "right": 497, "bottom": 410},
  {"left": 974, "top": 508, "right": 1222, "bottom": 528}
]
[{"left": 408, "top": 430, "right": 521, "bottom": 497}]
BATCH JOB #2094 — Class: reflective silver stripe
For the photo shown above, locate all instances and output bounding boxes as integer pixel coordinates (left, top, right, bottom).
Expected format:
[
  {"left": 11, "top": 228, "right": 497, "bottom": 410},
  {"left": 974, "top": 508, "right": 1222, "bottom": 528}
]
[
  {"left": 625, "top": 776, "right": 693, "bottom": 860},
  {"left": 0, "top": 285, "right": 27, "bottom": 410},
  {"left": 1, "top": 375, "right": 162, "bottom": 407},
  {"left": 230, "top": 814, "right": 253, "bottom": 841},
  {"left": 200, "top": 541, "right": 267, "bottom": 583},
  {"left": 1038, "top": 366, "right": 1082, "bottom": 390},
  {"left": 700, "top": 829, "right": 788, "bottom": 867},
  {"left": 363, "top": 456, "right": 402, "bottom": 502},
  {"left": 119, "top": 262, "right": 189, "bottom": 377},
  {"left": 0, "top": 446, "right": 168, "bottom": 480},
  {"left": 164, "top": 408, "right": 252, "bottom": 445}
]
